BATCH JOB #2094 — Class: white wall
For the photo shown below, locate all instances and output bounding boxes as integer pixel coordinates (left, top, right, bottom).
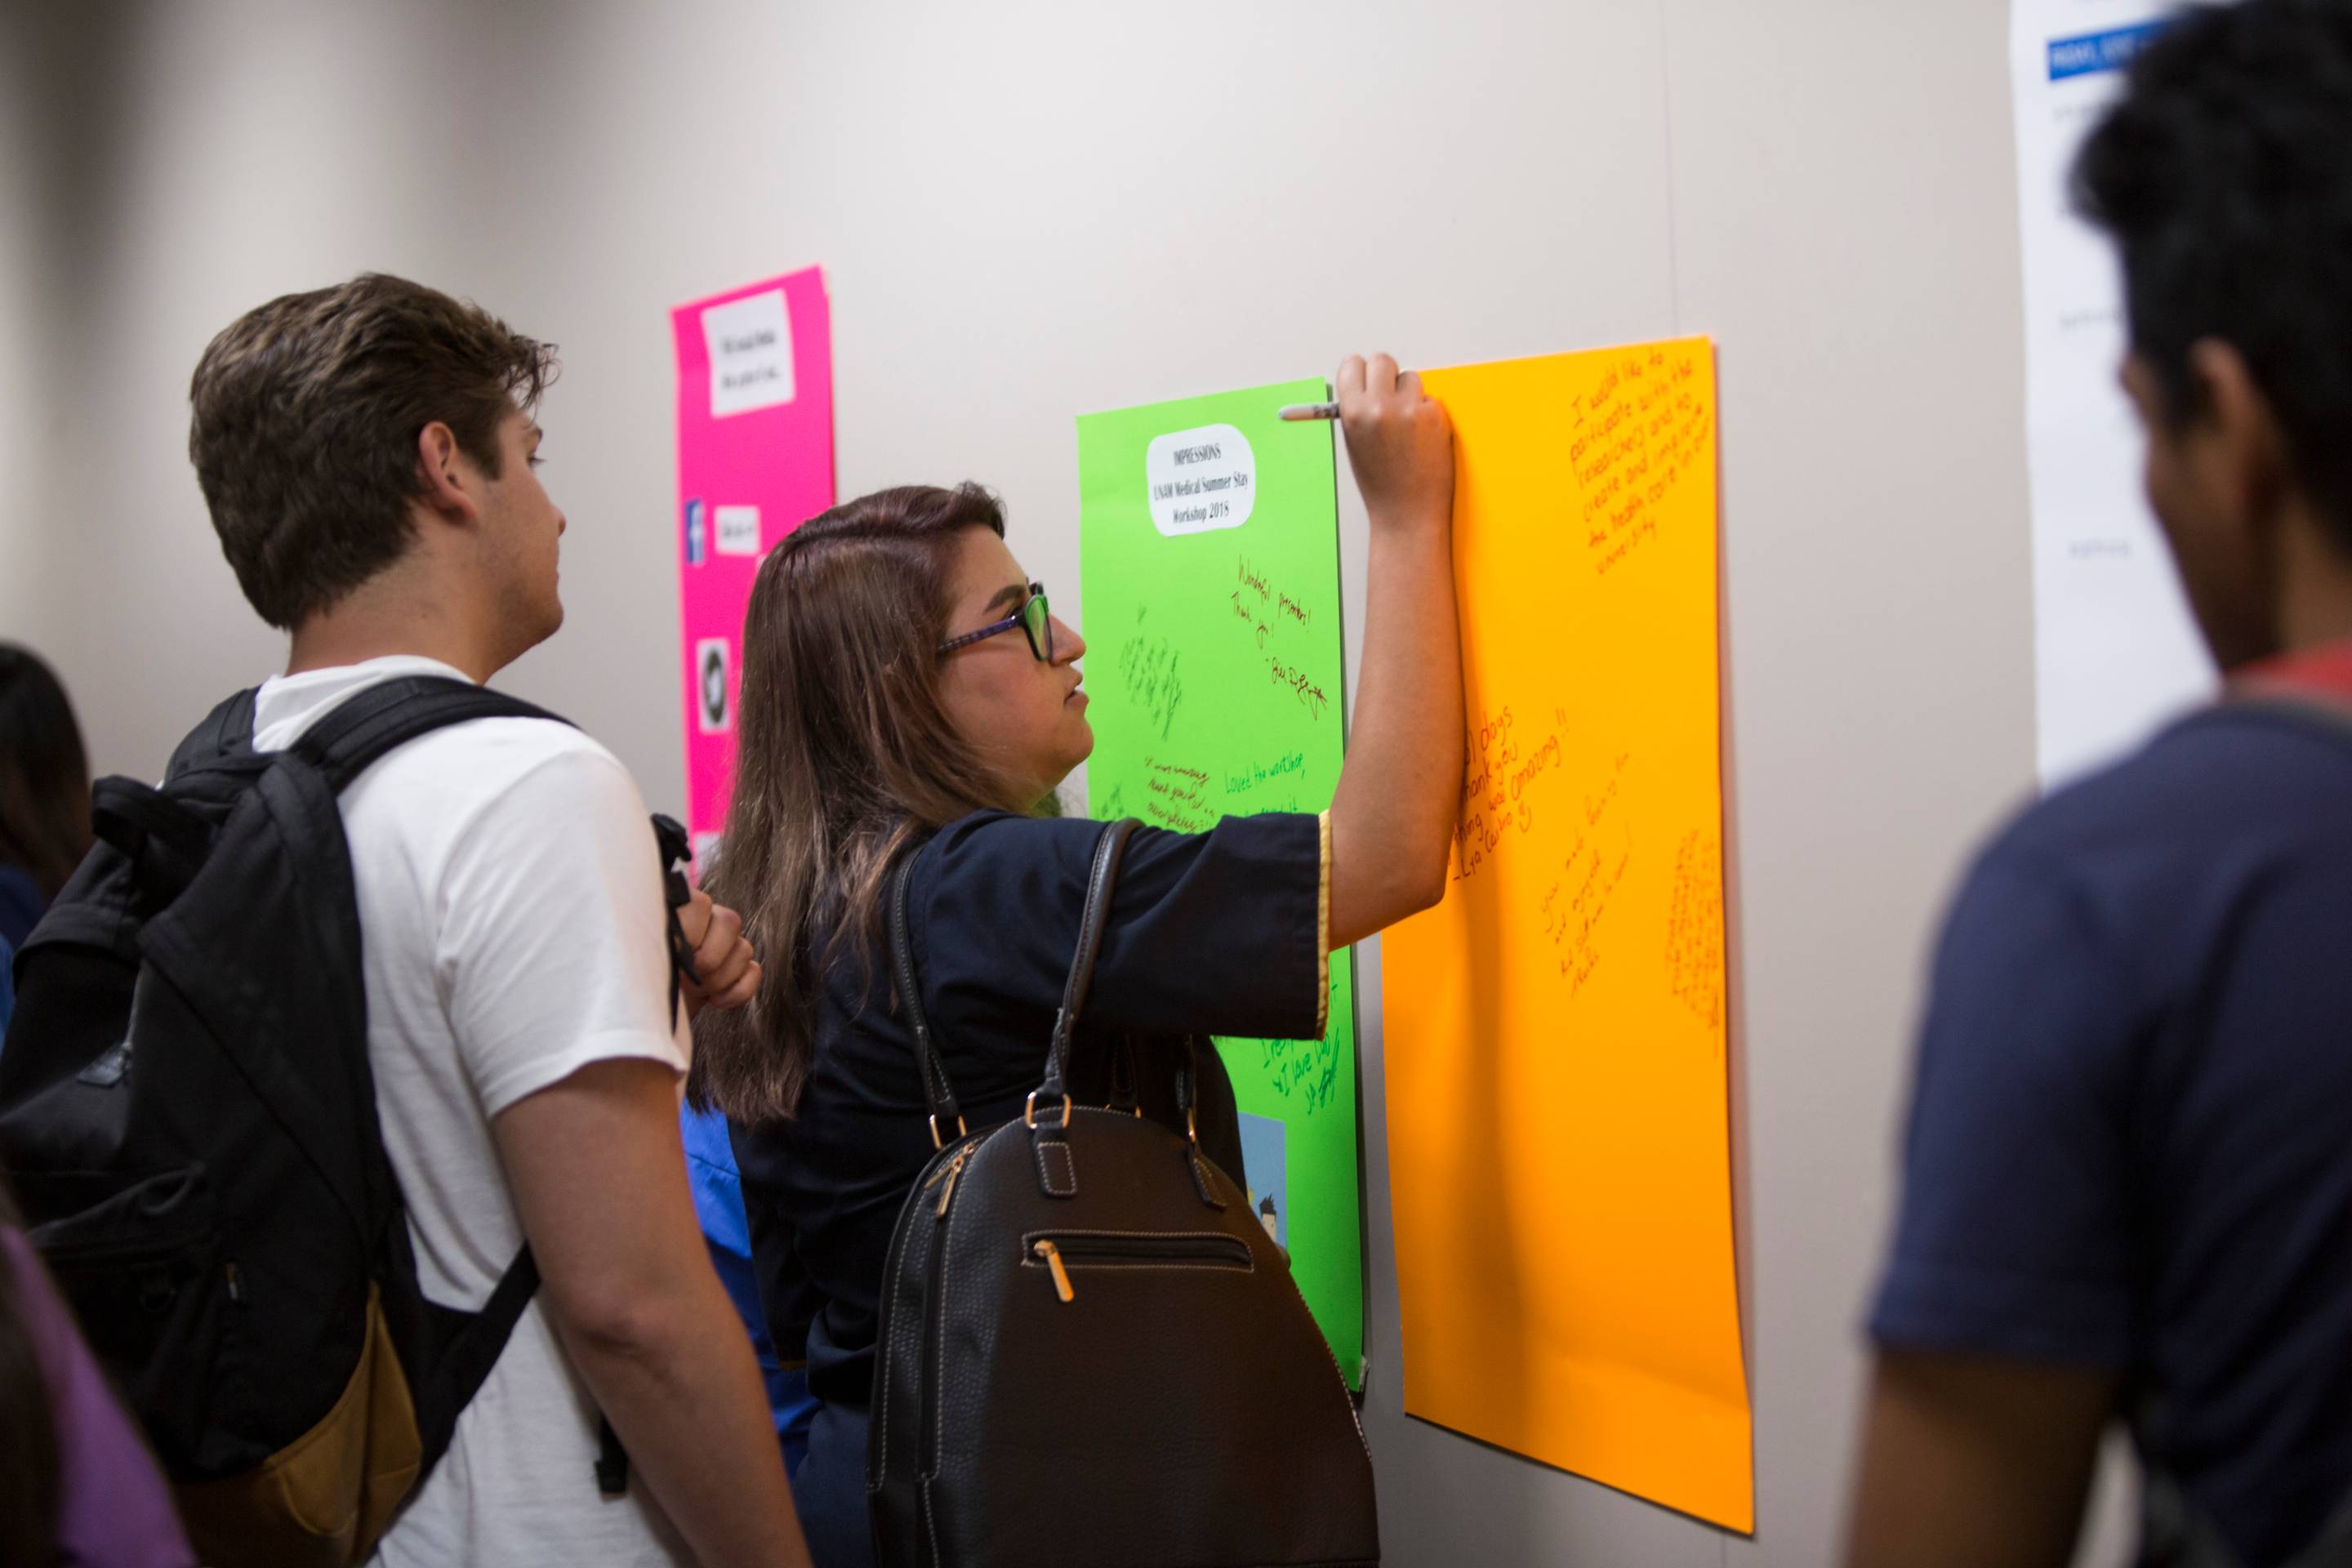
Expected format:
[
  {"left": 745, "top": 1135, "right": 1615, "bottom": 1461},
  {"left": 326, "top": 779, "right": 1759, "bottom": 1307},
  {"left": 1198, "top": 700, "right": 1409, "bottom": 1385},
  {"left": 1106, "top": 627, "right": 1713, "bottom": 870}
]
[{"left": 0, "top": 2, "right": 2132, "bottom": 1561}]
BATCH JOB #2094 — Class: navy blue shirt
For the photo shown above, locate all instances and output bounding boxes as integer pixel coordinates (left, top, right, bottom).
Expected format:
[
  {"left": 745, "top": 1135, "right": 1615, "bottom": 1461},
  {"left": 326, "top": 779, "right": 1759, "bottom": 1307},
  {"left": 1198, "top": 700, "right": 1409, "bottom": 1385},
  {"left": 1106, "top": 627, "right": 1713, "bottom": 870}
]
[
  {"left": 731, "top": 808, "right": 1325, "bottom": 1413},
  {"left": 0, "top": 863, "right": 42, "bottom": 953},
  {"left": 1873, "top": 702, "right": 2352, "bottom": 1566}
]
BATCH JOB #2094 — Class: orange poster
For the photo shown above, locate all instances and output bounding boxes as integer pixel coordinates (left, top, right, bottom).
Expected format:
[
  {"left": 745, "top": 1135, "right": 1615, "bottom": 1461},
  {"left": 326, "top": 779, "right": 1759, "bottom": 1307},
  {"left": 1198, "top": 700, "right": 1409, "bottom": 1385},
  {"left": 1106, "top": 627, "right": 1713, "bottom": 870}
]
[{"left": 1383, "top": 337, "right": 1749, "bottom": 1530}]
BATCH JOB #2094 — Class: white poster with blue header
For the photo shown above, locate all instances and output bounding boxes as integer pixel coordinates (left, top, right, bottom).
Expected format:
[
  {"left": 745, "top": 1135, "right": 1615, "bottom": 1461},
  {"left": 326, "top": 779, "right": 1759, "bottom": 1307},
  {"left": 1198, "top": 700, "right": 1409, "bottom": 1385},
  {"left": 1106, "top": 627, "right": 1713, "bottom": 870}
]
[{"left": 2012, "top": 1, "right": 2216, "bottom": 786}]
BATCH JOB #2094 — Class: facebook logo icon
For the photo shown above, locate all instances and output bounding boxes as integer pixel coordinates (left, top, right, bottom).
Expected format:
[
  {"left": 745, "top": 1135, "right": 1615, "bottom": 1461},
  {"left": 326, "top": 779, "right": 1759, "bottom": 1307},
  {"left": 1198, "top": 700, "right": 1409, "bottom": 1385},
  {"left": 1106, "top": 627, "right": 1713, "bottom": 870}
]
[{"left": 684, "top": 499, "right": 708, "bottom": 566}]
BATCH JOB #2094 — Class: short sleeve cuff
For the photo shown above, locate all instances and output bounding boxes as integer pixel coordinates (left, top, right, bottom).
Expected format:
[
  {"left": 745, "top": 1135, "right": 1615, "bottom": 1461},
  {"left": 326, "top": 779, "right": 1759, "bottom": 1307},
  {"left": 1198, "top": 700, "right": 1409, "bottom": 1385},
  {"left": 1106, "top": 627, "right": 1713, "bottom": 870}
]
[
  {"left": 1868, "top": 1257, "right": 2133, "bottom": 1369},
  {"left": 918, "top": 808, "right": 1326, "bottom": 1045},
  {"left": 1316, "top": 810, "right": 1333, "bottom": 1037},
  {"left": 475, "top": 1027, "right": 688, "bottom": 1120}
]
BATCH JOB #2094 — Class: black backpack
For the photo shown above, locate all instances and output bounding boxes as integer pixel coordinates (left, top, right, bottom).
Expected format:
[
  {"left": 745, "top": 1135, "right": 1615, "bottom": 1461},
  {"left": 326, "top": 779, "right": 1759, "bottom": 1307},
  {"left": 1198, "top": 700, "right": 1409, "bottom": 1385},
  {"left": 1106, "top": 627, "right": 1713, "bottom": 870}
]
[
  {"left": 0, "top": 675, "right": 686, "bottom": 1566},
  {"left": 868, "top": 817, "right": 1380, "bottom": 1567}
]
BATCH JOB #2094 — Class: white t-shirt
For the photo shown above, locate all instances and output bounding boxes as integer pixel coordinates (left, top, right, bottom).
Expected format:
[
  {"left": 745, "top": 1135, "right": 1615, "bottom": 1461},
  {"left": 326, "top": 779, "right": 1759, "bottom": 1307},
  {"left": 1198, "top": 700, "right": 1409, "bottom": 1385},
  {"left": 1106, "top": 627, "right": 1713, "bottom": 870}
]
[{"left": 251, "top": 656, "right": 693, "bottom": 1566}]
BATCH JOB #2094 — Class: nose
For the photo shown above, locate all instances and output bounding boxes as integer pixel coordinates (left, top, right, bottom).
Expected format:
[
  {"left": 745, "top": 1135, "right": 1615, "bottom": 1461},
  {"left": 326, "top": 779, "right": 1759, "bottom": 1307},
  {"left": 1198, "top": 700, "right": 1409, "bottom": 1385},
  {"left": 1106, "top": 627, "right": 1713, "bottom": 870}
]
[{"left": 1052, "top": 614, "right": 1084, "bottom": 663}]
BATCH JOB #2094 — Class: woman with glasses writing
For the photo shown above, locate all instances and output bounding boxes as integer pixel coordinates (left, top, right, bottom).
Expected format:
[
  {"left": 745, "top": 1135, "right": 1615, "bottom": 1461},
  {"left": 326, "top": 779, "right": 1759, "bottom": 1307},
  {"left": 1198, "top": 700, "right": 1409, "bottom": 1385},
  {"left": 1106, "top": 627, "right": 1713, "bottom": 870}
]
[{"left": 691, "top": 356, "right": 1462, "bottom": 1567}]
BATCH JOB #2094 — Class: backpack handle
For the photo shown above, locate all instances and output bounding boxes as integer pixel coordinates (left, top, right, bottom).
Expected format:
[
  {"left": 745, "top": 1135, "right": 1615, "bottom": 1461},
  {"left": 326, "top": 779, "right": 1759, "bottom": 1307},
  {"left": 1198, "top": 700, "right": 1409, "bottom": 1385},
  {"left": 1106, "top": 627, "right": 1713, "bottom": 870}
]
[
  {"left": 1034, "top": 818, "right": 1140, "bottom": 1118},
  {"left": 1024, "top": 820, "right": 1142, "bottom": 1209},
  {"left": 89, "top": 777, "right": 211, "bottom": 866},
  {"left": 889, "top": 850, "right": 966, "bottom": 1147},
  {"left": 886, "top": 818, "right": 1142, "bottom": 1153}
]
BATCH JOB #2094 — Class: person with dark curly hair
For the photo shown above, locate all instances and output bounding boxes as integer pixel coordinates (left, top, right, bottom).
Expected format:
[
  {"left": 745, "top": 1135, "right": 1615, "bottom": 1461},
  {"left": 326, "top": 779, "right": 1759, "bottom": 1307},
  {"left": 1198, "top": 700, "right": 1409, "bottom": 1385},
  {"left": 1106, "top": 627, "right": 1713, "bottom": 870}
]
[{"left": 1845, "top": 4, "right": 2352, "bottom": 1566}]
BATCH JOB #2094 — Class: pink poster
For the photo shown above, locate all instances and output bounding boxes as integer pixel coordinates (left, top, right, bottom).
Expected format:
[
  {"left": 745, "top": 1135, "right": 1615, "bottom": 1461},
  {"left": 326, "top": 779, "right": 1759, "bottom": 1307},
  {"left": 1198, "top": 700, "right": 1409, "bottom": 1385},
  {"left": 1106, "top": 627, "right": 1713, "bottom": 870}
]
[{"left": 670, "top": 267, "right": 835, "bottom": 862}]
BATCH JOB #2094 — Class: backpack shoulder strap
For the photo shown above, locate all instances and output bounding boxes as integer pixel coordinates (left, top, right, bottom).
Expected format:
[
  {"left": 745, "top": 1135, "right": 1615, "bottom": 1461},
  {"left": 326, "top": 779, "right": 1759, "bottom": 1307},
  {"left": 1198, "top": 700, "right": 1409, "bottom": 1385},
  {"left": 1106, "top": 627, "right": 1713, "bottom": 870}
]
[
  {"left": 165, "top": 687, "right": 260, "bottom": 780},
  {"left": 414, "top": 1246, "right": 541, "bottom": 1468},
  {"left": 290, "top": 675, "right": 569, "bottom": 792},
  {"left": 292, "top": 678, "right": 626, "bottom": 1493}
]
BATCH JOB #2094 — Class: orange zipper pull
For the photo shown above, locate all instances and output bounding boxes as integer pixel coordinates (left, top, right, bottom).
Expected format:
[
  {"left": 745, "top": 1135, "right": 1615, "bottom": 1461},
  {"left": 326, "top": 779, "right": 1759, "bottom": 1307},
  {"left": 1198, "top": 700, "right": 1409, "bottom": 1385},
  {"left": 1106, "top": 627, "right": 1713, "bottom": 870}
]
[{"left": 1033, "top": 1239, "right": 1075, "bottom": 1302}]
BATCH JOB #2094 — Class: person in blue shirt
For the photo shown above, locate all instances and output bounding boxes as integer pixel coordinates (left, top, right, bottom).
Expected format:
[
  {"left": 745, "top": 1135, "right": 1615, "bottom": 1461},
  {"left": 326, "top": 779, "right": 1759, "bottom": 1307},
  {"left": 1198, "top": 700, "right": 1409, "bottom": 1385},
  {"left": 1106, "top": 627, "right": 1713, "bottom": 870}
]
[
  {"left": 1846, "top": 5, "right": 2352, "bottom": 1566},
  {"left": 679, "top": 1100, "right": 818, "bottom": 1475},
  {"left": 0, "top": 647, "right": 92, "bottom": 951}
]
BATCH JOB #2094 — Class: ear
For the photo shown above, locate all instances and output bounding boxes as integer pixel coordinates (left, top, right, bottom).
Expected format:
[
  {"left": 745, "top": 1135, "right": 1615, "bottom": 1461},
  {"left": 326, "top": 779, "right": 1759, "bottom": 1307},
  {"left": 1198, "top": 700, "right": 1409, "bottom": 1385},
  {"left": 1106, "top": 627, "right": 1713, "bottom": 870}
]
[
  {"left": 2185, "top": 338, "right": 2292, "bottom": 533},
  {"left": 414, "top": 421, "right": 482, "bottom": 527}
]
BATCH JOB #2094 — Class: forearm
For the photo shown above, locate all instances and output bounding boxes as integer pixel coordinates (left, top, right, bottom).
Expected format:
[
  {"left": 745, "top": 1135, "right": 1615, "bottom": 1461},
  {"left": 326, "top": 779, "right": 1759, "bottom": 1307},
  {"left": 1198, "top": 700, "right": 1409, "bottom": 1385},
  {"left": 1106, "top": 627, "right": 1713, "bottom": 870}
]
[
  {"left": 1842, "top": 1352, "right": 2110, "bottom": 1568},
  {"left": 1328, "top": 511, "right": 1463, "bottom": 948},
  {"left": 552, "top": 1275, "right": 808, "bottom": 1568},
  {"left": 494, "top": 1061, "right": 808, "bottom": 1567}
]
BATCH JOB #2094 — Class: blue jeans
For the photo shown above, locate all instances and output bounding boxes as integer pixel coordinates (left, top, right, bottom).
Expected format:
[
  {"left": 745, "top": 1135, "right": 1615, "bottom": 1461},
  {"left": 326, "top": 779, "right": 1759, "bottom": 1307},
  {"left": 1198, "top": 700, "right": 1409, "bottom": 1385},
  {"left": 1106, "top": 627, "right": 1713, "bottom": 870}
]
[{"left": 792, "top": 1401, "right": 873, "bottom": 1568}]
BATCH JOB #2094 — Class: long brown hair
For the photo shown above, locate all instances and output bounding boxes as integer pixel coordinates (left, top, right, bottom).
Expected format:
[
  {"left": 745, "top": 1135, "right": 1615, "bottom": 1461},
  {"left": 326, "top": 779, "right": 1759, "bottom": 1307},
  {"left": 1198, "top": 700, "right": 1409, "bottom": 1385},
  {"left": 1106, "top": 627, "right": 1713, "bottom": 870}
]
[
  {"left": 0, "top": 644, "right": 92, "bottom": 900},
  {"left": 690, "top": 484, "right": 1022, "bottom": 1123}
]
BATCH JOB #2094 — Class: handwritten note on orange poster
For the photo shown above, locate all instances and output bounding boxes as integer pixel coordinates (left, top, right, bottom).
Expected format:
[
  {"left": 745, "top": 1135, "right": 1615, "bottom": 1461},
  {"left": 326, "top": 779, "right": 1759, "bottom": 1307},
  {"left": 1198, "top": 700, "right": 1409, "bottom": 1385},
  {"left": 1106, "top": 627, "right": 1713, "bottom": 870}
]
[{"left": 1383, "top": 337, "right": 1748, "bottom": 1530}]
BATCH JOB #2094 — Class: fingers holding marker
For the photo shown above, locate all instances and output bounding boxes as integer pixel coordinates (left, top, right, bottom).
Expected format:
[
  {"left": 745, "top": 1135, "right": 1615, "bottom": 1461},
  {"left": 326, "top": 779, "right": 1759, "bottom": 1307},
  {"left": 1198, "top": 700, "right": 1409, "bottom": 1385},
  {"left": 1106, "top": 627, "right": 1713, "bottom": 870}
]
[
  {"left": 1278, "top": 359, "right": 1448, "bottom": 519},
  {"left": 1339, "top": 353, "right": 1396, "bottom": 423},
  {"left": 1284, "top": 354, "right": 1429, "bottom": 422},
  {"left": 1332, "top": 349, "right": 1454, "bottom": 528}
]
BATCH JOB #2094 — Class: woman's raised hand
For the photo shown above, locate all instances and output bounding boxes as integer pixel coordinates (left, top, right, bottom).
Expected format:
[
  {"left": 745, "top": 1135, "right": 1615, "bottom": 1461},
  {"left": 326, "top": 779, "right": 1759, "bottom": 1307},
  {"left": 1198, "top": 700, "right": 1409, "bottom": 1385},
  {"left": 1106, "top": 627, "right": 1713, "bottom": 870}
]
[{"left": 1336, "top": 353, "right": 1454, "bottom": 535}]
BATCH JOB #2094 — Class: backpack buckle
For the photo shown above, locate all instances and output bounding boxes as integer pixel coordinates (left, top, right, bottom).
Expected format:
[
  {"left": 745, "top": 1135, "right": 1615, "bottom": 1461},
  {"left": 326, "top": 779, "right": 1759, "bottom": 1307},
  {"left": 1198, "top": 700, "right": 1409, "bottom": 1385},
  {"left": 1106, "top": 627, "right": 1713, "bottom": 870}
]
[
  {"left": 651, "top": 813, "right": 692, "bottom": 869},
  {"left": 595, "top": 1419, "right": 629, "bottom": 1497},
  {"left": 136, "top": 1268, "right": 177, "bottom": 1315}
]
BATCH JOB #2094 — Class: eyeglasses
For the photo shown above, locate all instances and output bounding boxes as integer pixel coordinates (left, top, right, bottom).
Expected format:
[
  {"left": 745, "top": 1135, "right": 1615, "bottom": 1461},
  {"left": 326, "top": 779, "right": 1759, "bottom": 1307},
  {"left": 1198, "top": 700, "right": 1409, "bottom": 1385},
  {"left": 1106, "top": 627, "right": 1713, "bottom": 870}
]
[{"left": 937, "top": 582, "right": 1054, "bottom": 663}]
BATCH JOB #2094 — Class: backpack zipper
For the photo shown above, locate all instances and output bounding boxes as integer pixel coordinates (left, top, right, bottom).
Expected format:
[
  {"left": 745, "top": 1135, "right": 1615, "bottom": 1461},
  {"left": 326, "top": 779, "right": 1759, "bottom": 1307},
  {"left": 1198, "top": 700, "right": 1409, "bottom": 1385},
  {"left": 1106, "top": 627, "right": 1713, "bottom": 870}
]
[
  {"left": 1022, "top": 1231, "right": 1255, "bottom": 1303},
  {"left": 915, "top": 1134, "right": 982, "bottom": 1478},
  {"left": 924, "top": 1144, "right": 974, "bottom": 1218},
  {"left": 1033, "top": 1241, "right": 1075, "bottom": 1302}
]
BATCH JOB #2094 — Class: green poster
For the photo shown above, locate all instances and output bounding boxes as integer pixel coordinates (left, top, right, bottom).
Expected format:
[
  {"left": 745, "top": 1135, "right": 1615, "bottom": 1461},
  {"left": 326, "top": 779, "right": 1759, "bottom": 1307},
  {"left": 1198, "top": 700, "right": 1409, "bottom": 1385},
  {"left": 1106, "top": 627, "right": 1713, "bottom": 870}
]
[{"left": 1077, "top": 378, "right": 1363, "bottom": 1386}]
